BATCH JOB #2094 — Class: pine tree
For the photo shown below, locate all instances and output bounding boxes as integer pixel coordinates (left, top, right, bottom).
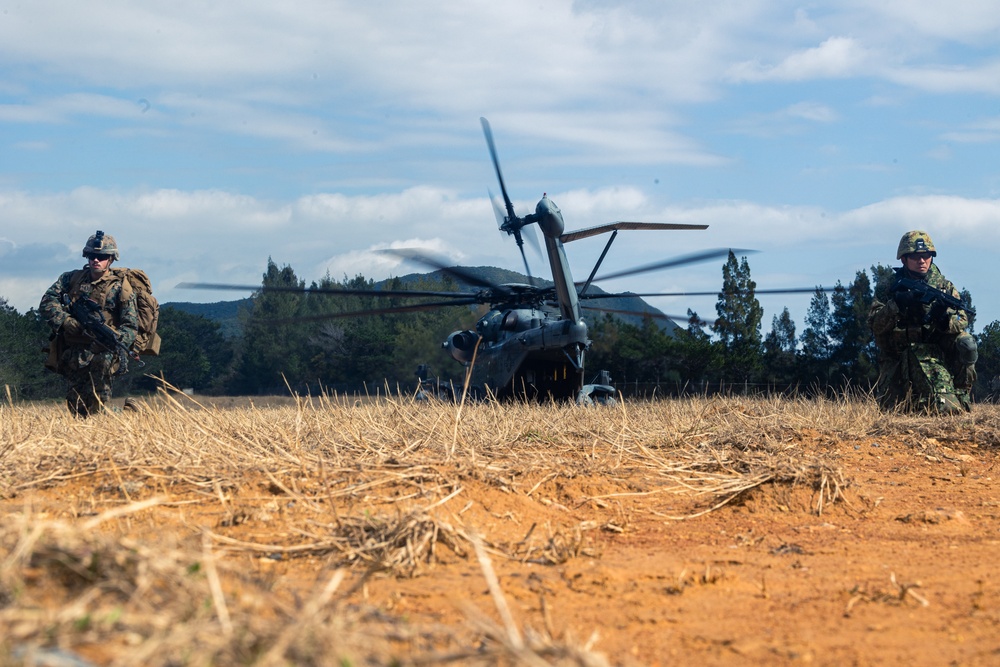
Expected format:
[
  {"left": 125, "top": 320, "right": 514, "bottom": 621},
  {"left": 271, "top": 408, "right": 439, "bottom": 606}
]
[
  {"left": 976, "top": 320, "right": 1000, "bottom": 399},
  {"left": 232, "top": 259, "right": 309, "bottom": 394},
  {"left": 674, "top": 310, "right": 720, "bottom": 390},
  {"left": 712, "top": 251, "right": 763, "bottom": 387},
  {"left": 828, "top": 271, "right": 876, "bottom": 388},
  {"left": 960, "top": 288, "right": 975, "bottom": 333},
  {"left": 0, "top": 300, "right": 63, "bottom": 400},
  {"left": 762, "top": 307, "right": 796, "bottom": 388},
  {"left": 136, "top": 308, "right": 235, "bottom": 393},
  {"left": 798, "top": 286, "right": 833, "bottom": 386}
]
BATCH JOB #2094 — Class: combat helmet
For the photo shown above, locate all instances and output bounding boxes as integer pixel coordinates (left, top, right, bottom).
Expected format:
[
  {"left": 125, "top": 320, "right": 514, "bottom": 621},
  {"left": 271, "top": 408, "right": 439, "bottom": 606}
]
[
  {"left": 896, "top": 230, "right": 936, "bottom": 260},
  {"left": 82, "top": 230, "right": 119, "bottom": 260}
]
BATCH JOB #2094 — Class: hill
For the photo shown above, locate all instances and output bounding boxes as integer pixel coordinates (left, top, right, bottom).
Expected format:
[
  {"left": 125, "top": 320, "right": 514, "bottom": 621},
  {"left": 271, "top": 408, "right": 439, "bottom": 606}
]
[
  {"left": 163, "top": 267, "right": 682, "bottom": 337},
  {"left": 161, "top": 298, "right": 251, "bottom": 339}
]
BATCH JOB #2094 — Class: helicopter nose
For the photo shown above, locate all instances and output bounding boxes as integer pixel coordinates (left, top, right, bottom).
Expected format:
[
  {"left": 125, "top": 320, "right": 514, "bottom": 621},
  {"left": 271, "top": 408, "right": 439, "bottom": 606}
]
[{"left": 535, "top": 195, "right": 564, "bottom": 239}]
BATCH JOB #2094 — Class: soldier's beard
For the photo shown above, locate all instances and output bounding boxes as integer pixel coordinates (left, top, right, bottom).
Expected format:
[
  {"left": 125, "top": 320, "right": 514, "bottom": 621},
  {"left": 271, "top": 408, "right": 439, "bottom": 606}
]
[{"left": 89, "top": 262, "right": 110, "bottom": 279}]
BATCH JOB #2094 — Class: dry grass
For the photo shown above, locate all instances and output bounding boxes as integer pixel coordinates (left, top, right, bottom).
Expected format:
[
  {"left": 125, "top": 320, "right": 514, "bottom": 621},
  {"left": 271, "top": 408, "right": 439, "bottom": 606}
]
[{"left": 0, "top": 389, "right": 995, "bottom": 665}]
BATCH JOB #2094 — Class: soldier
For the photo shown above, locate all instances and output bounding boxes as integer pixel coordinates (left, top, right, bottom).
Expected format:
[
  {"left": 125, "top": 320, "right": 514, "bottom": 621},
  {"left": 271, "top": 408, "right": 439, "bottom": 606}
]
[
  {"left": 39, "top": 231, "right": 140, "bottom": 417},
  {"left": 868, "top": 230, "right": 977, "bottom": 413}
]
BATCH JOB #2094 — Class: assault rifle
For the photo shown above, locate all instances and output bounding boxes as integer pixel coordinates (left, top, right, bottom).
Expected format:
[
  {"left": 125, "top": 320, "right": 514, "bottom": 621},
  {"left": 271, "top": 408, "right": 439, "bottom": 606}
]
[
  {"left": 890, "top": 277, "right": 975, "bottom": 325},
  {"left": 62, "top": 294, "right": 144, "bottom": 375}
]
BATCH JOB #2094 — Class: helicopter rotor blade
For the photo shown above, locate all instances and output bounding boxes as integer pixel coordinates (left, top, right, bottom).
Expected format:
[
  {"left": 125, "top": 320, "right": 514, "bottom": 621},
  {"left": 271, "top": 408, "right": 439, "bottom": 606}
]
[
  {"left": 580, "top": 305, "right": 714, "bottom": 327},
  {"left": 521, "top": 217, "right": 542, "bottom": 257},
  {"left": 254, "top": 297, "right": 485, "bottom": 324},
  {"left": 587, "top": 248, "right": 756, "bottom": 284},
  {"left": 481, "top": 117, "right": 517, "bottom": 224},
  {"left": 177, "top": 281, "right": 479, "bottom": 300},
  {"left": 578, "top": 286, "right": 835, "bottom": 300},
  {"left": 381, "top": 248, "right": 500, "bottom": 290},
  {"left": 489, "top": 188, "right": 506, "bottom": 232},
  {"left": 516, "top": 236, "right": 535, "bottom": 286}
]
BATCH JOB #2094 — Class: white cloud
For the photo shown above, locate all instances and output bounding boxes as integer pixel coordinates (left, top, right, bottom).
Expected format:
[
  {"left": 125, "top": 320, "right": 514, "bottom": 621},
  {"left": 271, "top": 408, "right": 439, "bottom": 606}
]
[
  {"left": 728, "top": 37, "right": 871, "bottom": 82},
  {"left": 843, "top": 196, "right": 1000, "bottom": 237},
  {"left": 727, "top": 101, "right": 840, "bottom": 138},
  {"left": 886, "top": 61, "right": 1000, "bottom": 95},
  {"left": 851, "top": 1, "right": 1000, "bottom": 43}
]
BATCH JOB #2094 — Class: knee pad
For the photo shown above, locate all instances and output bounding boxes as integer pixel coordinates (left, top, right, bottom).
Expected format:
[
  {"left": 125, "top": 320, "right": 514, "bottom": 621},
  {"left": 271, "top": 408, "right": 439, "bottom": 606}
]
[{"left": 956, "top": 333, "right": 978, "bottom": 364}]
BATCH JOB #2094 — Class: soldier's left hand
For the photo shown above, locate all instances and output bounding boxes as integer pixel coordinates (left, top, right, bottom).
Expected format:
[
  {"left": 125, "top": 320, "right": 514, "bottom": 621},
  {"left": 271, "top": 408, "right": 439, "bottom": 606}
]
[{"left": 62, "top": 317, "right": 83, "bottom": 335}]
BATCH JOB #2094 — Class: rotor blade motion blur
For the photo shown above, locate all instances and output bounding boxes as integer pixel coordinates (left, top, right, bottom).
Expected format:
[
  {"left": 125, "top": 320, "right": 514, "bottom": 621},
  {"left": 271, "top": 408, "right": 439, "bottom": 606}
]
[
  {"left": 587, "top": 248, "right": 755, "bottom": 284},
  {"left": 176, "top": 281, "right": 475, "bottom": 300}
]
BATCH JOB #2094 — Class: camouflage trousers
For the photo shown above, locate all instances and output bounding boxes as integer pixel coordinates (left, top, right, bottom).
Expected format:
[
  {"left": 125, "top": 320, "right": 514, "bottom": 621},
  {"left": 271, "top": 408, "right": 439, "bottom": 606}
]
[
  {"left": 58, "top": 346, "right": 118, "bottom": 418},
  {"left": 875, "top": 338, "right": 975, "bottom": 415}
]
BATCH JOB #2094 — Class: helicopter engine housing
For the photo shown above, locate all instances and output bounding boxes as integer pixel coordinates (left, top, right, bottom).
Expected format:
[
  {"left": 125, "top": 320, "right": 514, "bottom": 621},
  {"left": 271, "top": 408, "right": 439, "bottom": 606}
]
[
  {"left": 444, "top": 330, "right": 479, "bottom": 363},
  {"left": 535, "top": 195, "right": 564, "bottom": 238}
]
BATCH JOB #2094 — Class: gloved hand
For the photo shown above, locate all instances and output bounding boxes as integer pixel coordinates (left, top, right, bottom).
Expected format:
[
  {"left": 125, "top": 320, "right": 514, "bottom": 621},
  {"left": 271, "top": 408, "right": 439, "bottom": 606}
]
[
  {"left": 893, "top": 289, "right": 925, "bottom": 321},
  {"left": 62, "top": 317, "right": 83, "bottom": 335},
  {"left": 929, "top": 299, "right": 950, "bottom": 327}
]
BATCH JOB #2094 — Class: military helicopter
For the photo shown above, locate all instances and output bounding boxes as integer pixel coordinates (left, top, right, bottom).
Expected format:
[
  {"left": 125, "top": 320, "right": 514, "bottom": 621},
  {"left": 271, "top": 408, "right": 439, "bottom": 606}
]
[{"left": 181, "top": 118, "right": 744, "bottom": 402}]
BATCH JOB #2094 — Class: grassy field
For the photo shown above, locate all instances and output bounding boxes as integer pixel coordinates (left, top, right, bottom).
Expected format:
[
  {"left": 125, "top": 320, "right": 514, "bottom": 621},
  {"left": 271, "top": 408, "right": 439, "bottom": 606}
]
[{"left": 1, "top": 391, "right": 998, "bottom": 665}]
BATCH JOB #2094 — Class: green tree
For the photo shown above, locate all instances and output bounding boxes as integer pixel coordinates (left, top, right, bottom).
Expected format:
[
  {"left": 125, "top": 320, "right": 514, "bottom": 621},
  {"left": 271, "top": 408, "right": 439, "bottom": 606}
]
[
  {"left": 798, "top": 287, "right": 833, "bottom": 386},
  {"left": 869, "top": 264, "right": 894, "bottom": 299},
  {"left": 828, "top": 271, "right": 876, "bottom": 388},
  {"left": 0, "top": 300, "right": 63, "bottom": 400},
  {"left": 232, "top": 259, "right": 310, "bottom": 394},
  {"left": 585, "top": 312, "right": 679, "bottom": 393},
  {"left": 673, "top": 310, "right": 719, "bottom": 390},
  {"left": 712, "top": 252, "right": 763, "bottom": 386},
  {"left": 976, "top": 320, "right": 1000, "bottom": 399},
  {"left": 136, "top": 307, "right": 235, "bottom": 393},
  {"left": 960, "top": 288, "right": 975, "bottom": 333},
  {"left": 386, "top": 274, "right": 482, "bottom": 390},
  {"left": 762, "top": 307, "right": 796, "bottom": 388}
]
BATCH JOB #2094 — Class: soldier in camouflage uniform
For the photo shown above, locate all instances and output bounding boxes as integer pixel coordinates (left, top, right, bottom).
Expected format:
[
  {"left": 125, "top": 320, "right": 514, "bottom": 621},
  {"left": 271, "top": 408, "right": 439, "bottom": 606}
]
[
  {"left": 39, "top": 231, "right": 139, "bottom": 417},
  {"left": 868, "top": 230, "right": 977, "bottom": 414}
]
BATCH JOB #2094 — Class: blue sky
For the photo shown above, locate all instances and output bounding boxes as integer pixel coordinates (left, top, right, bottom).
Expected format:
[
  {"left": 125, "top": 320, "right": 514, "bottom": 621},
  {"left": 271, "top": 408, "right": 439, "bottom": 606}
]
[{"left": 2, "top": 1, "right": 1000, "bottom": 338}]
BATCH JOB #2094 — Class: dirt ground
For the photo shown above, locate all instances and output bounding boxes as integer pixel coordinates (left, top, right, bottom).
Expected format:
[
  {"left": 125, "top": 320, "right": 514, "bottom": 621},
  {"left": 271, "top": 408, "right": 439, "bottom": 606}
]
[{"left": 2, "top": 402, "right": 1000, "bottom": 666}]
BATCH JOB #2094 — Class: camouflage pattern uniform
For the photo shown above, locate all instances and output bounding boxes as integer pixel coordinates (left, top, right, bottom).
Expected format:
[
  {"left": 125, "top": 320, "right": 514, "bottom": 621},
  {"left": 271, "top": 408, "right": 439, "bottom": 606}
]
[
  {"left": 39, "top": 233, "right": 138, "bottom": 417},
  {"left": 868, "top": 231, "right": 977, "bottom": 414}
]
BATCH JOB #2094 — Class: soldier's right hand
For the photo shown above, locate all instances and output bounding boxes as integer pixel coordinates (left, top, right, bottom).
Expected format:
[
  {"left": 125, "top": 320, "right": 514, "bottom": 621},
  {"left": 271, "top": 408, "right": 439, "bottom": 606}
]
[{"left": 62, "top": 317, "right": 83, "bottom": 335}]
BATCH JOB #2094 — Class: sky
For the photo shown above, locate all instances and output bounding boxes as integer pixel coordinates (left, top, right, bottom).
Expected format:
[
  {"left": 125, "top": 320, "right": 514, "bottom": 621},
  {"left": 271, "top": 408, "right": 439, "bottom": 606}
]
[{"left": 2, "top": 1, "right": 1000, "bottom": 338}]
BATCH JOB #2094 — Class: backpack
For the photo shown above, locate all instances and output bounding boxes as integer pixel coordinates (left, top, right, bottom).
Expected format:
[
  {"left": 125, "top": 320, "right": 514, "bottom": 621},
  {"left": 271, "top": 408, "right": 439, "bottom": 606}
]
[
  {"left": 116, "top": 268, "right": 161, "bottom": 356},
  {"left": 67, "top": 267, "right": 161, "bottom": 356}
]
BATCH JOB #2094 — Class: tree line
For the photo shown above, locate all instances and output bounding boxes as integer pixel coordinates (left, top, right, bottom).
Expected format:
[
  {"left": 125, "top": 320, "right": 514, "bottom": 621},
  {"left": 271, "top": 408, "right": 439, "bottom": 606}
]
[{"left": 3, "top": 254, "right": 999, "bottom": 400}]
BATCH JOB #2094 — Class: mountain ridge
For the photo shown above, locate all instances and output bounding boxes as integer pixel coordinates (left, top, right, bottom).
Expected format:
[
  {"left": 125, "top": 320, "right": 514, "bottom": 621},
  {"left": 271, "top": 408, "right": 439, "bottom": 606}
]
[{"left": 164, "top": 266, "right": 684, "bottom": 337}]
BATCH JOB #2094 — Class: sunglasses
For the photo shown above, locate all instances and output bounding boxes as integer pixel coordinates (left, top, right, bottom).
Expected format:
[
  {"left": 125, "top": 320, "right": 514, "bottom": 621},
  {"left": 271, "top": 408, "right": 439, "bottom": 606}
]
[{"left": 86, "top": 253, "right": 113, "bottom": 262}]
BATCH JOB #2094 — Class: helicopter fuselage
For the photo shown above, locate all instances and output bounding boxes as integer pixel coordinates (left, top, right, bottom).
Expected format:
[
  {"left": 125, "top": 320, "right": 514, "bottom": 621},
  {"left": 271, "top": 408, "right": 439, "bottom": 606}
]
[{"left": 443, "top": 301, "right": 588, "bottom": 400}]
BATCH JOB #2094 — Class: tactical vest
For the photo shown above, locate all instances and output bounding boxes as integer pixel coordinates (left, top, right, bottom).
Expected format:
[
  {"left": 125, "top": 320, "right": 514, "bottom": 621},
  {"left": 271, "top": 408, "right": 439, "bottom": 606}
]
[{"left": 68, "top": 267, "right": 161, "bottom": 356}]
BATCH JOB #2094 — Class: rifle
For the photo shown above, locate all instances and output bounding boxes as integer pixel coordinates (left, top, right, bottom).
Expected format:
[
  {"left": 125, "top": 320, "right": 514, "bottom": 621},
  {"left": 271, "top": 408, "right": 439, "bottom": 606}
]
[
  {"left": 62, "top": 294, "right": 144, "bottom": 375},
  {"left": 889, "top": 277, "right": 975, "bottom": 325}
]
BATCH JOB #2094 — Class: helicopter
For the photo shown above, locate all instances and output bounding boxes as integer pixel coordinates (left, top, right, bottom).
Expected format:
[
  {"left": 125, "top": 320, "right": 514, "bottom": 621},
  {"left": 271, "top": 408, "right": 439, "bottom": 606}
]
[{"left": 181, "top": 118, "right": 746, "bottom": 403}]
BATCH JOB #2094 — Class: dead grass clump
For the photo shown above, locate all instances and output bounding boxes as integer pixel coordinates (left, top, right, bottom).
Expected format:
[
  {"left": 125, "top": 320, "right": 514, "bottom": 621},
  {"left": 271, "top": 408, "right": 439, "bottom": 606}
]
[
  {"left": 844, "top": 572, "right": 930, "bottom": 616},
  {"left": 0, "top": 508, "right": 606, "bottom": 666},
  {"left": 507, "top": 521, "right": 600, "bottom": 565},
  {"left": 209, "top": 509, "right": 470, "bottom": 577}
]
